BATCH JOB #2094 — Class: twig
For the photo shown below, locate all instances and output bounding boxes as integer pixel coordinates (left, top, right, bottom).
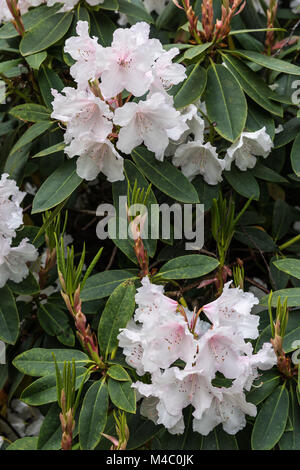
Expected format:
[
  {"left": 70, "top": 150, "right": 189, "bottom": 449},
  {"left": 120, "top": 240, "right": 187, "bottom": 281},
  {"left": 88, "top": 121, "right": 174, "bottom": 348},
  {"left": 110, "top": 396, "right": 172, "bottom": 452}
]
[{"left": 105, "top": 246, "right": 117, "bottom": 271}]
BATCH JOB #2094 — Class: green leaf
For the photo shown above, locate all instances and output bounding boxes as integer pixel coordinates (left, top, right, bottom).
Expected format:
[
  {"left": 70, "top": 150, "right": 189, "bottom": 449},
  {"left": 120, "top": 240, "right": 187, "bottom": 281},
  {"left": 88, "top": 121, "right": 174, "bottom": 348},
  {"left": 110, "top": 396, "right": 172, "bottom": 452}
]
[
  {"left": 204, "top": 63, "right": 247, "bottom": 142},
  {"left": 229, "top": 50, "right": 300, "bottom": 75},
  {"left": 252, "top": 164, "right": 287, "bottom": 184},
  {"left": 4, "top": 143, "right": 32, "bottom": 182},
  {"left": 170, "top": 63, "right": 207, "bottom": 109},
  {"left": 10, "top": 104, "right": 51, "bottom": 122},
  {"left": 32, "top": 159, "right": 82, "bottom": 214},
  {"left": 107, "top": 365, "right": 131, "bottom": 382},
  {"left": 20, "top": 12, "right": 73, "bottom": 56},
  {"left": 132, "top": 147, "right": 199, "bottom": 203},
  {"left": 224, "top": 167, "right": 260, "bottom": 201},
  {"left": 201, "top": 425, "right": 238, "bottom": 450},
  {"left": 279, "top": 385, "right": 300, "bottom": 450},
  {"left": 183, "top": 42, "right": 212, "bottom": 60},
  {"left": 127, "top": 412, "right": 163, "bottom": 450},
  {"left": 291, "top": 132, "right": 300, "bottom": 177},
  {"left": 90, "top": 11, "right": 116, "bottom": 47},
  {"left": 81, "top": 270, "right": 137, "bottom": 301},
  {"left": 222, "top": 54, "right": 283, "bottom": 117},
  {"left": 118, "top": 0, "right": 153, "bottom": 23},
  {"left": 25, "top": 51, "right": 47, "bottom": 70},
  {"left": 0, "top": 286, "right": 19, "bottom": 345},
  {"left": 79, "top": 380, "right": 109, "bottom": 450},
  {"left": 247, "top": 369, "right": 281, "bottom": 405},
  {"left": 13, "top": 348, "right": 89, "bottom": 377},
  {"left": 261, "top": 289, "right": 300, "bottom": 308},
  {"left": 9, "top": 121, "right": 53, "bottom": 155},
  {"left": 37, "top": 303, "right": 72, "bottom": 339},
  {"left": 32, "top": 142, "right": 65, "bottom": 158},
  {"left": 38, "top": 66, "right": 64, "bottom": 109},
  {"left": 108, "top": 377, "right": 136, "bottom": 413},
  {"left": 251, "top": 384, "right": 289, "bottom": 450},
  {"left": 7, "top": 437, "right": 38, "bottom": 450},
  {"left": 21, "top": 368, "right": 88, "bottom": 406},
  {"left": 234, "top": 227, "right": 277, "bottom": 252},
  {"left": 157, "top": 255, "right": 219, "bottom": 280},
  {"left": 274, "top": 117, "right": 300, "bottom": 148},
  {"left": 37, "top": 403, "right": 63, "bottom": 450},
  {"left": 273, "top": 258, "right": 300, "bottom": 279},
  {"left": 98, "top": 280, "right": 136, "bottom": 359},
  {"left": 0, "top": 4, "right": 62, "bottom": 39}
]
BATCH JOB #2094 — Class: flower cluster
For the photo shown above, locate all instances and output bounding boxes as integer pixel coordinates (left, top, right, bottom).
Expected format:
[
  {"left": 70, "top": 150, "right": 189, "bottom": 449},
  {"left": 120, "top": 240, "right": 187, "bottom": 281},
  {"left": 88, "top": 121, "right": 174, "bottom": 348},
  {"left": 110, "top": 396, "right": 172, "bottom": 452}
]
[
  {"left": 118, "top": 277, "right": 277, "bottom": 436},
  {"left": 0, "top": 174, "right": 38, "bottom": 288},
  {"left": 172, "top": 108, "right": 273, "bottom": 184},
  {"left": 51, "top": 20, "right": 274, "bottom": 186},
  {"left": 51, "top": 20, "right": 187, "bottom": 181}
]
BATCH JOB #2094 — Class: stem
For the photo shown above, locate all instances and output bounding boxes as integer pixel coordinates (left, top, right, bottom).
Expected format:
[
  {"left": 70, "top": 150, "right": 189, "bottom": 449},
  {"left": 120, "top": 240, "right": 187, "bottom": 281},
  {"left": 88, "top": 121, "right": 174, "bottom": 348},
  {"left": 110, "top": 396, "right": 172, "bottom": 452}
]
[{"left": 279, "top": 233, "right": 300, "bottom": 251}]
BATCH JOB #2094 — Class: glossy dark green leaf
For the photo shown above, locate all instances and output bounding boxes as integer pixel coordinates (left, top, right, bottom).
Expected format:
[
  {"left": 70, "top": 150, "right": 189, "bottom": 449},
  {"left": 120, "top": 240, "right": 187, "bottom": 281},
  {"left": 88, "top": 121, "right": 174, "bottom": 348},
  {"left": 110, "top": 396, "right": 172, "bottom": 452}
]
[
  {"left": 291, "top": 132, "right": 300, "bottom": 177},
  {"left": 230, "top": 50, "right": 300, "bottom": 75},
  {"left": 0, "top": 286, "right": 19, "bottom": 345},
  {"left": 132, "top": 147, "right": 200, "bottom": 203},
  {"left": 157, "top": 255, "right": 219, "bottom": 280},
  {"left": 10, "top": 104, "right": 51, "bottom": 122},
  {"left": 273, "top": 258, "right": 300, "bottom": 279},
  {"left": 21, "top": 368, "right": 88, "bottom": 406},
  {"left": 204, "top": 63, "right": 247, "bottom": 142},
  {"left": 32, "top": 159, "right": 82, "bottom": 213},
  {"left": 20, "top": 12, "right": 73, "bottom": 56},
  {"left": 225, "top": 167, "right": 260, "bottom": 201},
  {"left": 222, "top": 54, "right": 283, "bottom": 117},
  {"left": 9, "top": 121, "right": 53, "bottom": 155},
  {"left": 98, "top": 280, "right": 136, "bottom": 358},
  {"left": 79, "top": 380, "right": 109, "bottom": 450},
  {"left": 108, "top": 377, "right": 136, "bottom": 413},
  {"left": 107, "top": 365, "right": 131, "bottom": 382},
  {"left": 201, "top": 425, "right": 238, "bottom": 450},
  {"left": 247, "top": 369, "right": 281, "bottom": 405},
  {"left": 7, "top": 437, "right": 38, "bottom": 450},
  {"left": 251, "top": 384, "right": 289, "bottom": 450},
  {"left": 170, "top": 63, "right": 207, "bottom": 109},
  {"left": 81, "top": 270, "right": 137, "bottom": 301},
  {"left": 13, "top": 348, "right": 89, "bottom": 377}
]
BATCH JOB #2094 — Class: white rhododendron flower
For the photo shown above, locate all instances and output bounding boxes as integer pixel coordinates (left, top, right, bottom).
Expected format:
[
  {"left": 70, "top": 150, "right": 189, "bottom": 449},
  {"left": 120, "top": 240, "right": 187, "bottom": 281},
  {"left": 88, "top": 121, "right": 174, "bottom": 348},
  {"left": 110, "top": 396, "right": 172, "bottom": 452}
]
[
  {"left": 51, "top": 87, "right": 113, "bottom": 141},
  {"left": 0, "top": 238, "right": 38, "bottom": 288},
  {"left": 224, "top": 127, "right": 273, "bottom": 171},
  {"left": 173, "top": 141, "right": 226, "bottom": 185},
  {"left": 0, "top": 173, "right": 25, "bottom": 240},
  {"left": 0, "top": 174, "right": 38, "bottom": 288},
  {"left": 73, "top": 137, "right": 124, "bottom": 182},
  {"left": 114, "top": 92, "right": 188, "bottom": 160},
  {"left": 118, "top": 276, "right": 277, "bottom": 436},
  {"left": 64, "top": 21, "right": 107, "bottom": 87},
  {"left": 51, "top": 20, "right": 187, "bottom": 178},
  {"left": 193, "top": 384, "right": 257, "bottom": 436},
  {"left": 150, "top": 48, "right": 186, "bottom": 93},
  {"left": 203, "top": 281, "right": 260, "bottom": 339},
  {"left": 99, "top": 22, "right": 162, "bottom": 99}
]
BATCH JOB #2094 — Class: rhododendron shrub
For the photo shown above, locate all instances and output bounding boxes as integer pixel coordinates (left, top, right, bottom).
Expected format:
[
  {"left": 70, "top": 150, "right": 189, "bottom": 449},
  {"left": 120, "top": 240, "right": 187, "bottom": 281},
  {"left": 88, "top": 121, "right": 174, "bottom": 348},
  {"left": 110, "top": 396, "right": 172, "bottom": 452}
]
[{"left": 0, "top": 0, "right": 299, "bottom": 452}]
